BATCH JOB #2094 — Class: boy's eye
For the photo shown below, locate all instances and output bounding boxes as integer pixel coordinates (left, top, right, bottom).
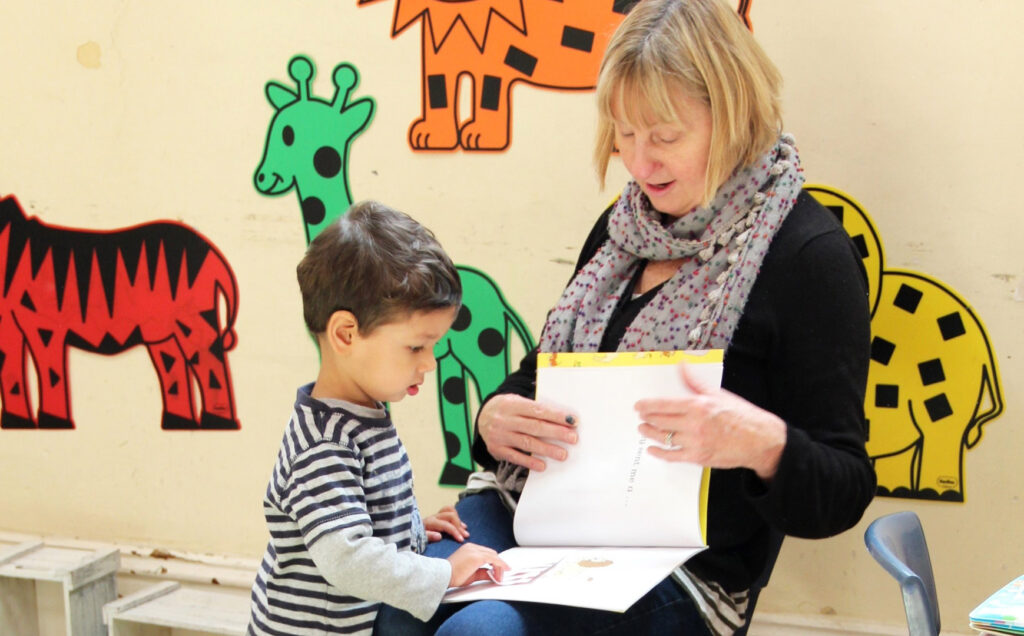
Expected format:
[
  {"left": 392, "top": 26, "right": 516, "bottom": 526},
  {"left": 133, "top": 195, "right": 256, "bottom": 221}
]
[{"left": 410, "top": 346, "right": 425, "bottom": 353}]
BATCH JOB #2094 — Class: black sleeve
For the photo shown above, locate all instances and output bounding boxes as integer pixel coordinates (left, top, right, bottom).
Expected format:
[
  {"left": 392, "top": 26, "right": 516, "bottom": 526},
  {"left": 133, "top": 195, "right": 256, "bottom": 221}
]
[
  {"left": 744, "top": 227, "right": 876, "bottom": 538},
  {"left": 470, "top": 205, "right": 615, "bottom": 470}
]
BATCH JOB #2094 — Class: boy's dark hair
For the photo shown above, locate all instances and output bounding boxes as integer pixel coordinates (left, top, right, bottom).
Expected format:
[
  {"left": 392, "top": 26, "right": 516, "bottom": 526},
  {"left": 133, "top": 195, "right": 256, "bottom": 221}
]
[{"left": 297, "top": 200, "right": 462, "bottom": 335}]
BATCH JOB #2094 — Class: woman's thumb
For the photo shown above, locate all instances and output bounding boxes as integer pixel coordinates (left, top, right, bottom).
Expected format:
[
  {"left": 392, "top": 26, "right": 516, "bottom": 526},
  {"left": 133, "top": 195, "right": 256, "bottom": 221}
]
[{"left": 678, "top": 361, "right": 710, "bottom": 394}]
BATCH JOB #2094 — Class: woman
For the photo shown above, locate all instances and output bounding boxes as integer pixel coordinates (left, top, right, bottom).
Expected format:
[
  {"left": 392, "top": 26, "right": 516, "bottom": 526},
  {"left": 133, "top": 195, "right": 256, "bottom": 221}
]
[{"left": 375, "top": 0, "right": 875, "bottom": 633}]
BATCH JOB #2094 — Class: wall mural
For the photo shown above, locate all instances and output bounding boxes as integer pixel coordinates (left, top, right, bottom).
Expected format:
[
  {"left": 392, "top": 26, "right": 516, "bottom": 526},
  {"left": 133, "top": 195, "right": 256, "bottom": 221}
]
[
  {"left": 809, "top": 185, "right": 1004, "bottom": 502},
  {"left": 260, "top": 4, "right": 1003, "bottom": 500},
  {"left": 0, "top": 195, "right": 240, "bottom": 430},
  {"left": 354, "top": 0, "right": 754, "bottom": 151},
  {"left": 254, "top": 55, "right": 534, "bottom": 486}
]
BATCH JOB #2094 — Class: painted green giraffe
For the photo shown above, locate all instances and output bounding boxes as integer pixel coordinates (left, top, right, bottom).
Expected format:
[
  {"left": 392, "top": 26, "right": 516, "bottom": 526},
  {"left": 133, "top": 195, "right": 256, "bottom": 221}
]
[
  {"left": 254, "top": 55, "right": 535, "bottom": 486},
  {"left": 434, "top": 266, "right": 534, "bottom": 485},
  {"left": 254, "top": 55, "right": 374, "bottom": 242}
]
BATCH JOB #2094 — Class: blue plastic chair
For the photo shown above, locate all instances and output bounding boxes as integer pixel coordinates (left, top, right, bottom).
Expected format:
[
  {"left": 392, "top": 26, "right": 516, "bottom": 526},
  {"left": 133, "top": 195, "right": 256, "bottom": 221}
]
[{"left": 864, "top": 511, "right": 940, "bottom": 636}]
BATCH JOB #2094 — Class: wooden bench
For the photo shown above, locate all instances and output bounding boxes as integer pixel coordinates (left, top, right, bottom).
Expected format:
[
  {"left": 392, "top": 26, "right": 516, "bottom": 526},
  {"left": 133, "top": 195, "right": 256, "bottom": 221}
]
[
  {"left": 0, "top": 540, "right": 119, "bottom": 636},
  {"left": 103, "top": 581, "right": 250, "bottom": 636}
]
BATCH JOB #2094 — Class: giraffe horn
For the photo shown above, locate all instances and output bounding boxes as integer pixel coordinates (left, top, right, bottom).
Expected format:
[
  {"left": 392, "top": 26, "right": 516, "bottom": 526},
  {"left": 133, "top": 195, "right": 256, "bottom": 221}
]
[
  {"left": 288, "top": 55, "right": 314, "bottom": 102},
  {"left": 331, "top": 64, "right": 358, "bottom": 111}
]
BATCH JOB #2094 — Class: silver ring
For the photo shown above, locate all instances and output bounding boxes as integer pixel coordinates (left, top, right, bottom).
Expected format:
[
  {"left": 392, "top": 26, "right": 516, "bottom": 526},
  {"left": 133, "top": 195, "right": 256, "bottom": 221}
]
[{"left": 664, "top": 431, "right": 674, "bottom": 447}]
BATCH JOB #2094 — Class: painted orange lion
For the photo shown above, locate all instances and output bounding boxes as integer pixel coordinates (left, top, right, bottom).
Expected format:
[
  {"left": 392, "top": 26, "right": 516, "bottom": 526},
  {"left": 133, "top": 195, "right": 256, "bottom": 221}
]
[{"left": 358, "top": 0, "right": 754, "bottom": 151}]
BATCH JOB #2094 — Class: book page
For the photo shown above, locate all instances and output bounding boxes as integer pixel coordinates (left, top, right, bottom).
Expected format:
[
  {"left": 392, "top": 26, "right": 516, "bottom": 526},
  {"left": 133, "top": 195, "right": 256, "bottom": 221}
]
[
  {"left": 443, "top": 546, "right": 703, "bottom": 613},
  {"left": 513, "top": 351, "right": 720, "bottom": 548}
]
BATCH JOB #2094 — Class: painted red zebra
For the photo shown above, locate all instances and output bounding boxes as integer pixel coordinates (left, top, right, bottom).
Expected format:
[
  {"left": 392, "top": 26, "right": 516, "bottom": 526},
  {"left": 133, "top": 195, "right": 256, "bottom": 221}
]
[{"left": 0, "top": 195, "right": 240, "bottom": 430}]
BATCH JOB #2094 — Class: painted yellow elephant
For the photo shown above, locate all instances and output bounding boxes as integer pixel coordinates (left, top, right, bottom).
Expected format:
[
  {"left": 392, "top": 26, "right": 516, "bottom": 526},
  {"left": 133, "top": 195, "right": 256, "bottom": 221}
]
[{"left": 806, "top": 186, "right": 1003, "bottom": 501}]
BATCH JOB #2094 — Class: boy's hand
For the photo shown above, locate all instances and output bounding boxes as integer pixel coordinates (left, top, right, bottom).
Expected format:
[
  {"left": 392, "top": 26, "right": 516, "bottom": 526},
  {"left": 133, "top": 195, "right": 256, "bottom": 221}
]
[
  {"left": 447, "top": 543, "right": 509, "bottom": 587},
  {"left": 423, "top": 505, "right": 469, "bottom": 542}
]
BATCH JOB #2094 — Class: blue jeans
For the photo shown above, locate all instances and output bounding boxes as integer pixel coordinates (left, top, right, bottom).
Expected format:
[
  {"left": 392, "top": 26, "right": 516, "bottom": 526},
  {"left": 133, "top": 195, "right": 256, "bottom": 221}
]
[{"left": 373, "top": 491, "right": 711, "bottom": 636}]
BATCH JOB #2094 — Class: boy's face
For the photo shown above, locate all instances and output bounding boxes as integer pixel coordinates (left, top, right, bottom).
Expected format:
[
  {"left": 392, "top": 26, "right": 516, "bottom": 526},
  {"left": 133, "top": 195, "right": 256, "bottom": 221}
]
[{"left": 341, "top": 306, "right": 458, "bottom": 407}]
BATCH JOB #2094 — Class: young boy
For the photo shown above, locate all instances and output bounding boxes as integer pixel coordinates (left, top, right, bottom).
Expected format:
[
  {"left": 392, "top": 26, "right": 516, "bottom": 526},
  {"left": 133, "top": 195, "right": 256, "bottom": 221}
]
[{"left": 248, "top": 201, "right": 507, "bottom": 635}]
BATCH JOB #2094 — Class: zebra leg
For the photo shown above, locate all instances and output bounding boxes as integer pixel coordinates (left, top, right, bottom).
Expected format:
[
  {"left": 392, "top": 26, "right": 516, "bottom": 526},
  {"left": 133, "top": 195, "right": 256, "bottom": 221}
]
[
  {"left": 21, "top": 324, "right": 73, "bottom": 429},
  {"left": 146, "top": 338, "right": 199, "bottom": 429},
  {"left": 190, "top": 345, "right": 239, "bottom": 430},
  {"left": 0, "top": 320, "right": 34, "bottom": 428}
]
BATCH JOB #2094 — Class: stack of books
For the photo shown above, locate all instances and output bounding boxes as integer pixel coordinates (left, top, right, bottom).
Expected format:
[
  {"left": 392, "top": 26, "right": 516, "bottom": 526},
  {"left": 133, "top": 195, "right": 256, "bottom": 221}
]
[{"left": 970, "top": 575, "right": 1024, "bottom": 635}]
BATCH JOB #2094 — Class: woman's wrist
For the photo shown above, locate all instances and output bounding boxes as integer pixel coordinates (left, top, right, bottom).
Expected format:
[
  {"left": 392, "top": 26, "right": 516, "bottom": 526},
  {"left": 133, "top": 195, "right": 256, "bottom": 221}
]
[{"left": 751, "top": 416, "right": 787, "bottom": 481}]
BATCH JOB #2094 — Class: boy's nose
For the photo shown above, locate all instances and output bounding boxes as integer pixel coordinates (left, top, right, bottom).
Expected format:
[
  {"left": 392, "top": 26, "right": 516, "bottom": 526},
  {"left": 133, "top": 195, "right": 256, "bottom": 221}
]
[{"left": 421, "top": 354, "right": 437, "bottom": 373}]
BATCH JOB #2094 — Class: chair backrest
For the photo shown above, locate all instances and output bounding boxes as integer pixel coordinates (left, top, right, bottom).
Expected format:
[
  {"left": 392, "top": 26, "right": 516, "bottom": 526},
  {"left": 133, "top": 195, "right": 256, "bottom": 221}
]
[{"left": 864, "top": 511, "right": 940, "bottom": 636}]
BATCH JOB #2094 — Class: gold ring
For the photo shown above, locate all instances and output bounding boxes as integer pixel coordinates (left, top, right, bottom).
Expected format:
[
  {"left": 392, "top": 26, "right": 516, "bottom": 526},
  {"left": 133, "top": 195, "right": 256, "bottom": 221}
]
[{"left": 664, "top": 431, "right": 675, "bottom": 447}]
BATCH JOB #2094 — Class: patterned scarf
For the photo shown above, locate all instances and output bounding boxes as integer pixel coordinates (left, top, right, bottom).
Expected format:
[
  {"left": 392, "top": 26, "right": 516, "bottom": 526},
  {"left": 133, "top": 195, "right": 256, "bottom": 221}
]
[{"left": 540, "top": 134, "right": 804, "bottom": 354}]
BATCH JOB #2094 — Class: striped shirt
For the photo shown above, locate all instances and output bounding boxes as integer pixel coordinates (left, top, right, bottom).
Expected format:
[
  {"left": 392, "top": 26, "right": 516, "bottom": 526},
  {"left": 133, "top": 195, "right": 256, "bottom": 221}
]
[{"left": 249, "top": 385, "right": 449, "bottom": 635}]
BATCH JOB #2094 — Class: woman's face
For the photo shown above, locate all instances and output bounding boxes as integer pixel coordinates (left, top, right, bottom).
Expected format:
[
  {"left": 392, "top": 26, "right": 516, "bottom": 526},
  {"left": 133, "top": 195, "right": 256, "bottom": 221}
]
[{"left": 612, "top": 91, "right": 713, "bottom": 218}]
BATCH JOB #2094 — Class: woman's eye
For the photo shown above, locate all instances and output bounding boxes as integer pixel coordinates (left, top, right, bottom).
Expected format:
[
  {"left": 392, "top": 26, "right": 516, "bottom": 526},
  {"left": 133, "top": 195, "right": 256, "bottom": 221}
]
[{"left": 410, "top": 346, "right": 424, "bottom": 353}]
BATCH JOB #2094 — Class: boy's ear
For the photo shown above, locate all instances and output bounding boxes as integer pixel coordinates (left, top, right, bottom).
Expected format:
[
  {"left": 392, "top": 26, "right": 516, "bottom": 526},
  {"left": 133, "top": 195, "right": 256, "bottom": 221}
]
[{"left": 325, "top": 310, "right": 359, "bottom": 352}]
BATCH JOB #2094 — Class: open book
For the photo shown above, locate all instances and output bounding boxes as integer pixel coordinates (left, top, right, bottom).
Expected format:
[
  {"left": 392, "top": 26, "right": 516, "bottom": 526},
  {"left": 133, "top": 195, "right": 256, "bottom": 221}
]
[{"left": 442, "top": 350, "right": 722, "bottom": 612}]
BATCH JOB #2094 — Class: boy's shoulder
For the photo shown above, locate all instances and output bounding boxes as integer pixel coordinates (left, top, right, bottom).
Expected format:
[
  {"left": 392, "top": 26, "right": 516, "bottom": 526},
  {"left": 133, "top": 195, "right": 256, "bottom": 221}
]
[{"left": 284, "top": 383, "right": 391, "bottom": 451}]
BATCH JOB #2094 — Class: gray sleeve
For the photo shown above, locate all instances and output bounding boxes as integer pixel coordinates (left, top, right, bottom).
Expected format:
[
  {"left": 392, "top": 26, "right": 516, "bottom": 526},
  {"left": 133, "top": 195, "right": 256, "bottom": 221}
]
[{"left": 308, "top": 527, "right": 452, "bottom": 621}]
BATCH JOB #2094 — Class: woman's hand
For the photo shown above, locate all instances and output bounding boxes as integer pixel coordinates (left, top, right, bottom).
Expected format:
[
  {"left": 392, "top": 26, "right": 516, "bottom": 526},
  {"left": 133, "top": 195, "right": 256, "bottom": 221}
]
[
  {"left": 477, "top": 394, "right": 578, "bottom": 471},
  {"left": 447, "top": 544, "right": 509, "bottom": 587},
  {"left": 423, "top": 505, "right": 469, "bottom": 543},
  {"left": 636, "top": 363, "right": 787, "bottom": 481}
]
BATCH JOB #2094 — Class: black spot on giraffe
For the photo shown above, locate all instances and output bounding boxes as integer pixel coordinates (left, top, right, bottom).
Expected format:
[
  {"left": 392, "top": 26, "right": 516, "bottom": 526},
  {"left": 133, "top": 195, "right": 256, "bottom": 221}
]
[
  {"left": 302, "top": 197, "right": 326, "bottom": 226},
  {"left": 314, "top": 146, "right": 342, "bottom": 178},
  {"left": 452, "top": 305, "right": 472, "bottom": 331},
  {"left": 478, "top": 328, "right": 505, "bottom": 357},
  {"left": 442, "top": 376, "right": 466, "bottom": 404},
  {"left": 444, "top": 431, "right": 462, "bottom": 458},
  {"left": 209, "top": 370, "right": 221, "bottom": 390},
  {"left": 38, "top": 329, "right": 53, "bottom": 346},
  {"left": 20, "top": 292, "right": 35, "bottom": 311}
]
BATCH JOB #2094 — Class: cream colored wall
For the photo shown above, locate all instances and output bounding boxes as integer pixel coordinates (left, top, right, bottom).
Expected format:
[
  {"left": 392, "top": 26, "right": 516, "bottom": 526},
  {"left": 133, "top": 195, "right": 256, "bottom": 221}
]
[{"left": 0, "top": 0, "right": 1020, "bottom": 632}]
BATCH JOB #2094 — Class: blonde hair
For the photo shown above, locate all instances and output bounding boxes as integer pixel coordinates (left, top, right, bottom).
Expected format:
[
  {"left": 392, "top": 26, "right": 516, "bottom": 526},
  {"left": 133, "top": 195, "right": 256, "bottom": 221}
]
[{"left": 594, "top": 0, "right": 783, "bottom": 206}]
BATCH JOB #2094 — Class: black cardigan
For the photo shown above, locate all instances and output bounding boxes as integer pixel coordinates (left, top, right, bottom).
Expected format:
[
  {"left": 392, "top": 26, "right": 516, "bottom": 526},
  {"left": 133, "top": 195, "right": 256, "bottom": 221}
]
[{"left": 473, "top": 191, "right": 876, "bottom": 592}]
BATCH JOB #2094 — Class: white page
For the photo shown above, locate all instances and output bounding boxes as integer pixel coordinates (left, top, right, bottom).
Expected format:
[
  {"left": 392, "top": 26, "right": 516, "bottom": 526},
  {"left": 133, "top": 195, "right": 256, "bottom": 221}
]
[
  {"left": 513, "top": 357, "right": 720, "bottom": 548},
  {"left": 443, "top": 546, "right": 703, "bottom": 612}
]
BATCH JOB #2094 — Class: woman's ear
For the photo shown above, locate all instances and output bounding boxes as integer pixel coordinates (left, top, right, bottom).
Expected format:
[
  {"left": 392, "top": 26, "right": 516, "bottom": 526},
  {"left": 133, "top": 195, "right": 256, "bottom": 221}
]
[{"left": 325, "top": 310, "right": 359, "bottom": 353}]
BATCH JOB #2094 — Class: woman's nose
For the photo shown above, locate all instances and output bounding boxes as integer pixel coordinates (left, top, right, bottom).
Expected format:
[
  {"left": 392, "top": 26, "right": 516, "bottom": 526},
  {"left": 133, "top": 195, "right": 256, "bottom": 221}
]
[{"left": 628, "top": 140, "right": 659, "bottom": 180}]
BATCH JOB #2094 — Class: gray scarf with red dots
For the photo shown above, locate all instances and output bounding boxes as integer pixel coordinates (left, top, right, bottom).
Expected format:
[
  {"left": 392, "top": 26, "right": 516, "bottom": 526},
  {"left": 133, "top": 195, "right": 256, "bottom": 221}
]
[{"left": 539, "top": 134, "right": 804, "bottom": 354}]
